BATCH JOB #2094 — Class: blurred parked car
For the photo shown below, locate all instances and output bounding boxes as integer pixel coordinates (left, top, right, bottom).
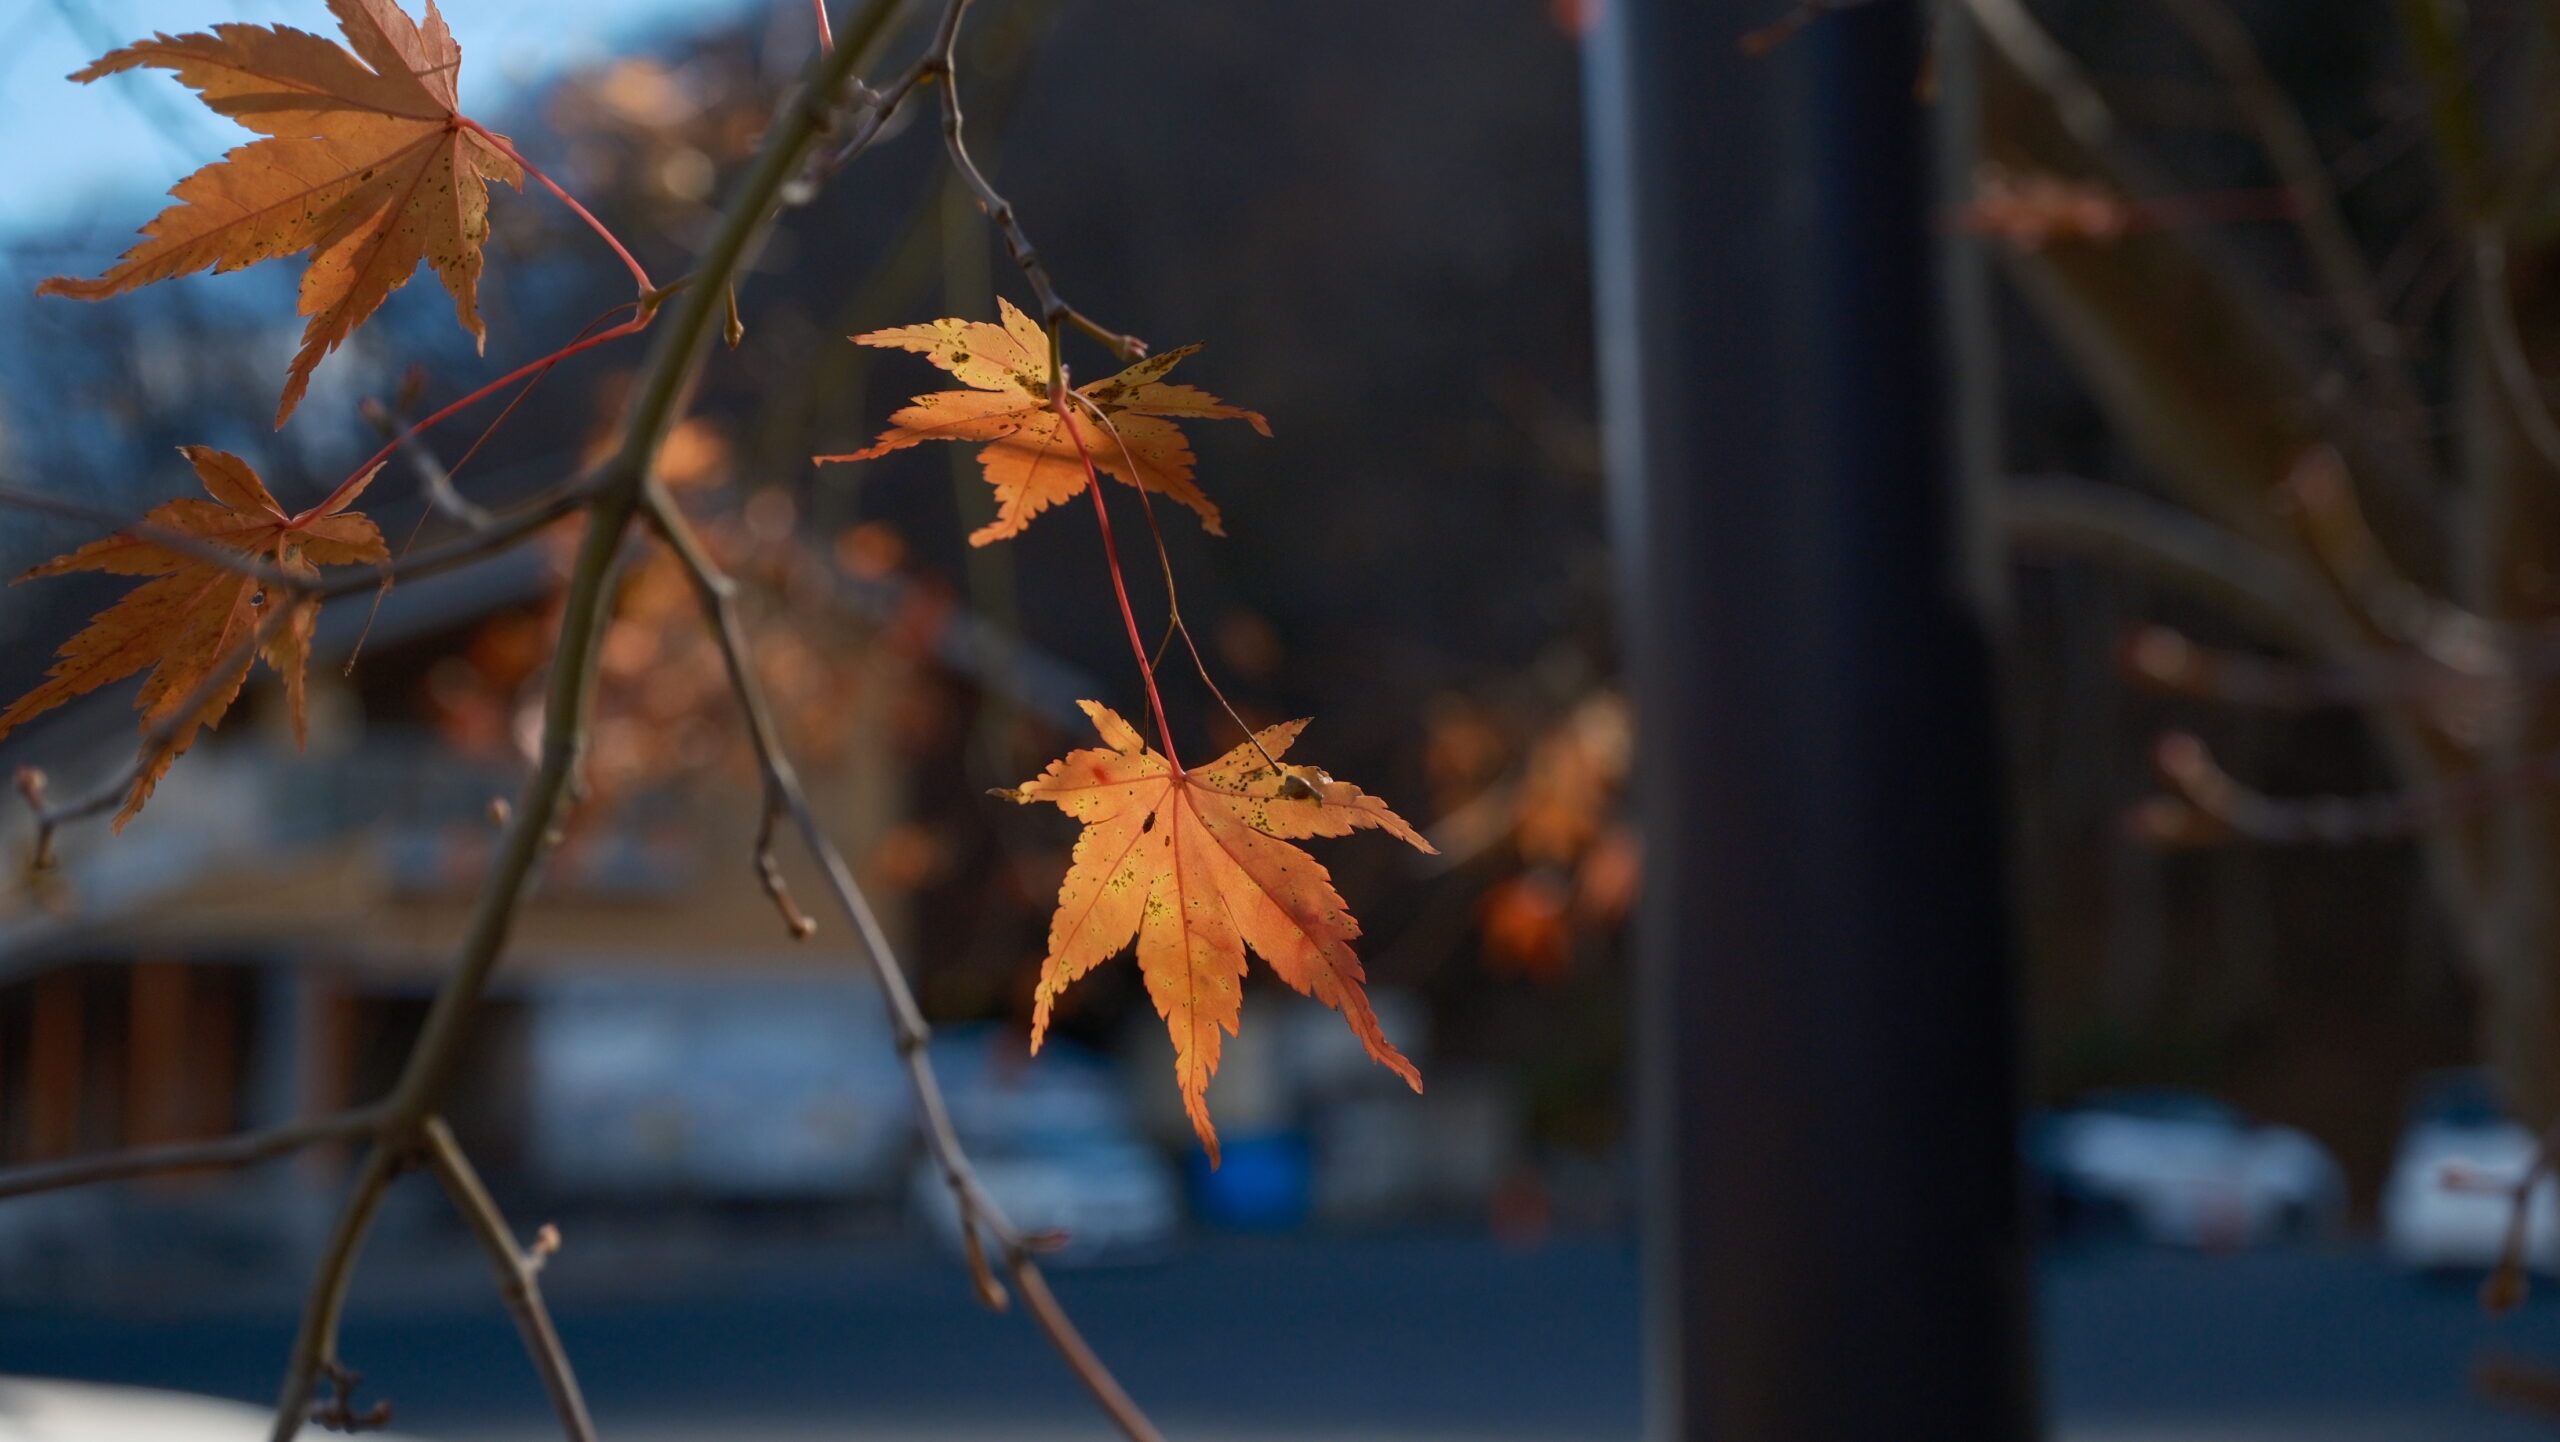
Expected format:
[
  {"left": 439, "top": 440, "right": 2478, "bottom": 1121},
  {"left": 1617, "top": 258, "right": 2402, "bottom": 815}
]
[
  {"left": 2028, "top": 1088, "right": 2345, "bottom": 1249},
  {"left": 2381, "top": 1068, "right": 2560, "bottom": 1275},
  {"left": 908, "top": 1028, "right": 1182, "bottom": 1266}
]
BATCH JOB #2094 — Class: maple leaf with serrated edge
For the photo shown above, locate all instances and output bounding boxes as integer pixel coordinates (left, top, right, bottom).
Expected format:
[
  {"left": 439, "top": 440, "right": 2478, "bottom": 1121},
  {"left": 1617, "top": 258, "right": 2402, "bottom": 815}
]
[
  {"left": 0, "top": 447, "right": 387, "bottom": 827},
  {"left": 37, "top": 0, "right": 522, "bottom": 427},
  {"left": 816, "top": 299, "right": 1270, "bottom": 547},
  {"left": 1000, "top": 701, "right": 1433, "bottom": 1162}
]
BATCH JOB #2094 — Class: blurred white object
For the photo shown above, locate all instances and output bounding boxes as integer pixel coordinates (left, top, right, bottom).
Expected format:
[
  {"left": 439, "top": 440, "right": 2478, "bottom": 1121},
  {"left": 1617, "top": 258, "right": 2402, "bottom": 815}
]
[
  {"left": 0, "top": 1378, "right": 427, "bottom": 1441},
  {"left": 529, "top": 977, "right": 908, "bottom": 1198},
  {"left": 1314, "top": 1070, "right": 1518, "bottom": 1222},
  {"left": 908, "top": 1028, "right": 1181, "bottom": 1265},
  {"left": 2381, "top": 1069, "right": 2560, "bottom": 1274},
  {"left": 1124, "top": 991, "right": 1430, "bottom": 1148},
  {"left": 2039, "top": 1088, "right": 2345, "bottom": 1249}
]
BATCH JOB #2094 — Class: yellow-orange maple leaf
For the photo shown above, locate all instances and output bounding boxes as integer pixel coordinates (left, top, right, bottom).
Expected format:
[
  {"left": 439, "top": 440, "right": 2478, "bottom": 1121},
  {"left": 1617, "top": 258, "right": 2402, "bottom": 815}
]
[
  {"left": 38, "top": 0, "right": 523, "bottom": 427},
  {"left": 816, "top": 299, "right": 1270, "bottom": 547},
  {"left": 1002, "top": 701, "right": 1434, "bottom": 1161},
  {"left": 0, "top": 448, "right": 387, "bottom": 826}
]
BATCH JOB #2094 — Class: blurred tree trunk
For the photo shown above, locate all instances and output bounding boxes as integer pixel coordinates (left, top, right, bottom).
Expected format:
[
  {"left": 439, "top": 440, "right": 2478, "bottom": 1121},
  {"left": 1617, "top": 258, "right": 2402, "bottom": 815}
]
[{"left": 1590, "top": 1, "right": 2036, "bottom": 1435}]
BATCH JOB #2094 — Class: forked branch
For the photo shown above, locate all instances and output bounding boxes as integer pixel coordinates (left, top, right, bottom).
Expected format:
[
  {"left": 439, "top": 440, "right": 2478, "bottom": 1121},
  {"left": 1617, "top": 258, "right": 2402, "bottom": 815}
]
[
  {"left": 421, "top": 1117, "right": 594, "bottom": 1442},
  {"left": 2, "top": 5, "right": 1180, "bottom": 1441},
  {"left": 2136, "top": 729, "right": 2560, "bottom": 845},
  {"left": 0, "top": 1105, "right": 383, "bottom": 1201},
  {"left": 645, "top": 491, "right": 1167, "bottom": 1442}
]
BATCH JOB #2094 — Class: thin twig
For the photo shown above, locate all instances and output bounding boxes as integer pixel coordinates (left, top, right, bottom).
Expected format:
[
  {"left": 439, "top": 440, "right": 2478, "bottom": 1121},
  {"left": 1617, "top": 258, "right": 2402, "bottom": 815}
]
[
  {"left": 5, "top": 9, "right": 1168, "bottom": 1442},
  {"left": 269, "top": 1142, "right": 406, "bottom": 1442},
  {"left": 2471, "top": 229, "right": 2560, "bottom": 476},
  {"left": 2157, "top": 0, "right": 2431, "bottom": 436},
  {"left": 928, "top": 0, "right": 1142, "bottom": 358},
  {"left": 0, "top": 466, "right": 593, "bottom": 605},
  {"left": 2140, "top": 728, "right": 2560, "bottom": 845},
  {"left": 6, "top": 484, "right": 595, "bottom": 863},
  {"left": 0, "top": 1106, "right": 384, "bottom": 1201},
  {"left": 1965, "top": 0, "right": 2446, "bottom": 541},
  {"left": 643, "top": 490, "right": 1168, "bottom": 1442},
  {"left": 2479, "top": 1123, "right": 2560, "bottom": 1314},
  {"left": 420, "top": 1117, "right": 596, "bottom": 1442},
  {"left": 305, "top": 307, "right": 661, "bottom": 521},
  {"left": 0, "top": 480, "right": 310, "bottom": 589},
  {"left": 20, "top": 596, "right": 303, "bottom": 852},
  {"left": 2001, "top": 473, "right": 2350, "bottom": 654},
  {"left": 754, "top": 782, "right": 817, "bottom": 938},
  {"left": 362, "top": 398, "right": 493, "bottom": 528},
  {"left": 2118, "top": 621, "right": 2543, "bottom": 723},
  {"left": 258, "top": 8, "right": 915, "bottom": 1435}
]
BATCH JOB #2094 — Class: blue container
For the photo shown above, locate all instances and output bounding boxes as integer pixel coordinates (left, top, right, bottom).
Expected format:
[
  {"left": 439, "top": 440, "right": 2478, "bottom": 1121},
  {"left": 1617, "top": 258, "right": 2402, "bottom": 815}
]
[{"left": 1188, "top": 1131, "right": 1312, "bottom": 1230}]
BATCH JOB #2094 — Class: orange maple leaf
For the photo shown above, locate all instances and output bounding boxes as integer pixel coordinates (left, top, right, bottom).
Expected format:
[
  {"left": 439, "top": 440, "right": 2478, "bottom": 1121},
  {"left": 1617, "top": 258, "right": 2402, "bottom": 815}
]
[
  {"left": 816, "top": 299, "right": 1270, "bottom": 547},
  {"left": 0, "top": 447, "right": 388, "bottom": 826},
  {"left": 38, "top": 0, "right": 523, "bottom": 427},
  {"left": 1002, "top": 701, "right": 1433, "bottom": 1161}
]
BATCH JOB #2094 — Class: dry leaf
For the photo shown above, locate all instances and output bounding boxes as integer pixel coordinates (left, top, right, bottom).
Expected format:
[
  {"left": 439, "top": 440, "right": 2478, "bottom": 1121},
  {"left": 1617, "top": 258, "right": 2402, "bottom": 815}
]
[
  {"left": 816, "top": 299, "right": 1269, "bottom": 546},
  {"left": 1001, "top": 701, "right": 1431, "bottom": 1161},
  {"left": 0, "top": 448, "right": 387, "bottom": 825},
  {"left": 1958, "top": 163, "right": 2134, "bottom": 253},
  {"left": 39, "top": 0, "right": 522, "bottom": 426},
  {"left": 1480, "top": 871, "right": 1572, "bottom": 983}
]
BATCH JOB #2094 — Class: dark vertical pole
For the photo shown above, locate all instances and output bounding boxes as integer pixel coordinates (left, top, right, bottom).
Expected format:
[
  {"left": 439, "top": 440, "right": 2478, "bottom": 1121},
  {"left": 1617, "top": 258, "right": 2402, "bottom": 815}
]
[{"left": 1585, "top": 4, "right": 2038, "bottom": 1441}]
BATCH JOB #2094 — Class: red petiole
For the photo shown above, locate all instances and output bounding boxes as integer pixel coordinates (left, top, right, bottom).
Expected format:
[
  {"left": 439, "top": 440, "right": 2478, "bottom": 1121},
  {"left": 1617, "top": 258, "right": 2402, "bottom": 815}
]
[
  {"left": 1054, "top": 382, "right": 1183, "bottom": 775},
  {"left": 459, "top": 117, "right": 655, "bottom": 296},
  {"left": 291, "top": 309, "right": 652, "bottom": 525}
]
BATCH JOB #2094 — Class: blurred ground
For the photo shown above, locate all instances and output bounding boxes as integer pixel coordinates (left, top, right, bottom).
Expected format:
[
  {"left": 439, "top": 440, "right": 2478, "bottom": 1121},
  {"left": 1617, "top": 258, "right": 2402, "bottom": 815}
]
[{"left": 8, "top": 1230, "right": 2560, "bottom": 1440}]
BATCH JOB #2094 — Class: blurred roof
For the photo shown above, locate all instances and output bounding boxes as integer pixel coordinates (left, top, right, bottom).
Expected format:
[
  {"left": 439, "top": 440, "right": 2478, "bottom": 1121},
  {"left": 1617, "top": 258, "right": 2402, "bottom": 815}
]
[{"left": 3, "top": 764, "right": 898, "bottom": 984}]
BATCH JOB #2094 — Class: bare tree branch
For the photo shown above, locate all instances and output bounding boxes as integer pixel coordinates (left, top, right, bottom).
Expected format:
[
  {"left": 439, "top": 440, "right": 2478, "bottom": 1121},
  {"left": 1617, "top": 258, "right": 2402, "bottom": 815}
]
[
  {"left": 928, "top": 0, "right": 1141, "bottom": 359},
  {"left": 2119, "top": 623, "right": 2536, "bottom": 740},
  {"left": 13, "top": 596, "right": 304, "bottom": 863},
  {"left": 645, "top": 490, "right": 1168, "bottom": 1442},
  {"left": 0, "top": 480, "right": 312, "bottom": 588},
  {"left": 1964, "top": 0, "right": 2447, "bottom": 565},
  {"left": 5, "top": 475, "right": 598, "bottom": 868},
  {"left": 0, "top": 474, "right": 592, "bottom": 603},
  {"left": 420, "top": 1118, "right": 595, "bottom": 1442},
  {"left": 2002, "top": 474, "right": 2351, "bottom": 653},
  {"left": 2155, "top": 0, "right": 2431, "bottom": 436},
  {"left": 2141, "top": 728, "right": 2560, "bottom": 846},
  {"left": 2471, "top": 228, "right": 2560, "bottom": 477},
  {"left": 270, "top": 1142, "right": 405, "bottom": 1442},
  {"left": 2121, "top": 623, "right": 2444, "bottom": 711},
  {"left": 362, "top": 396, "right": 494, "bottom": 528},
  {"left": 259, "top": 6, "right": 920, "bottom": 1435},
  {"left": 0, "top": 1106, "right": 384, "bottom": 1201},
  {"left": 3, "top": 9, "right": 1179, "bottom": 1442}
]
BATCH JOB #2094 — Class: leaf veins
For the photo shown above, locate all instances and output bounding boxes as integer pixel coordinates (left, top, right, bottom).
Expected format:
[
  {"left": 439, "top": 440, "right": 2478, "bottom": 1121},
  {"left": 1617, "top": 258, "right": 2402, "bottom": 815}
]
[
  {"left": 1002, "top": 701, "right": 1433, "bottom": 1162},
  {"left": 37, "top": 0, "right": 523, "bottom": 427},
  {"left": 815, "top": 299, "right": 1270, "bottom": 547}
]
